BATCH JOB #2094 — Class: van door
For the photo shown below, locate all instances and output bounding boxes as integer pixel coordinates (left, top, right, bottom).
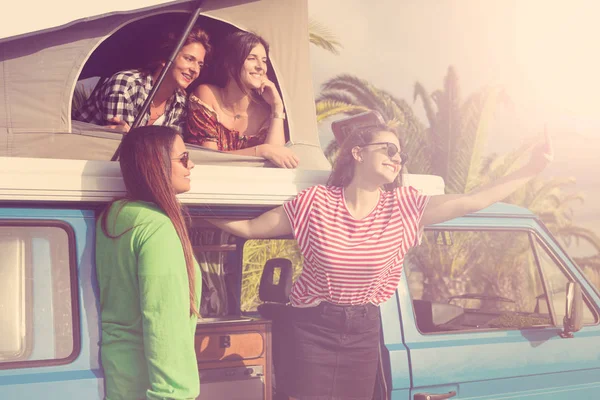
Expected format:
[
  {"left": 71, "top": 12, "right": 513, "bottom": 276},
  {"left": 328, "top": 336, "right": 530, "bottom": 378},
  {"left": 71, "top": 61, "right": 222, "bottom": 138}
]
[
  {"left": 380, "top": 297, "right": 412, "bottom": 400},
  {"left": 0, "top": 208, "right": 102, "bottom": 399},
  {"left": 399, "top": 217, "right": 600, "bottom": 399}
]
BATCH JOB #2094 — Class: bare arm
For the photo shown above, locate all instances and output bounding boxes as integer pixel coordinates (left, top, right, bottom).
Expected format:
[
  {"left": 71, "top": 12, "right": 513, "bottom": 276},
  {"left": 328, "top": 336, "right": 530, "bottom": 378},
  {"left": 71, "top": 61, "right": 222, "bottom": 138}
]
[
  {"left": 198, "top": 141, "right": 298, "bottom": 169},
  {"left": 421, "top": 132, "right": 553, "bottom": 227},
  {"left": 208, "top": 206, "right": 292, "bottom": 239},
  {"left": 259, "top": 79, "right": 286, "bottom": 147}
]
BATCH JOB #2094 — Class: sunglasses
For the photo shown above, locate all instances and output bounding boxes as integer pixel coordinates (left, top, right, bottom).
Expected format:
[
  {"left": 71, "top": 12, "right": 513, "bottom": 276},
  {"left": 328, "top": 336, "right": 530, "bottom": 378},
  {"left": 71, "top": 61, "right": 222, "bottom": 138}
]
[
  {"left": 361, "top": 142, "right": 408, "bottom": 164},
  {"left": 171, "top": 152, "right": 190, "bottom": 168}
]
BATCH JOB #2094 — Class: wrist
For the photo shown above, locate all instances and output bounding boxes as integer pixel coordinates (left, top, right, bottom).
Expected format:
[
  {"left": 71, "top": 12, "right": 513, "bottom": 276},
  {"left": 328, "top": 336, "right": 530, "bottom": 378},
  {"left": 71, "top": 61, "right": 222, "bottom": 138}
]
[
  {"left": 271, "top": 110, "right": 286, "bottom": 120},
  {"left": 271, "top": 103, "right": 284, "bottom": 114}
]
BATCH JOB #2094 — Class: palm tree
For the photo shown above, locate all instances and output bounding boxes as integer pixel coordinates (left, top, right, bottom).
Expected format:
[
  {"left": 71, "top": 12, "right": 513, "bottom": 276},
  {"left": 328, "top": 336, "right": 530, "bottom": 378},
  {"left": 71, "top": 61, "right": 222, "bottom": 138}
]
[
  {"left": 316, "top": 74, "right": 428, "bottom": 169},
  {"left": 408, "top": 136, "right": 600, "bottom": 300},
  {"left": 413, "top": 66, "right": 511, "bottom": 194}
]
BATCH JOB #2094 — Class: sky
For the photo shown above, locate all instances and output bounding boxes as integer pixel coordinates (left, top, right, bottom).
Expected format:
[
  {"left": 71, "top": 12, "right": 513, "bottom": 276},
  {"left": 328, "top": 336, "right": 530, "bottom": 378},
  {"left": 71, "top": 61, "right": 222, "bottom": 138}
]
[{"left": 307, "top": 0, "right": 600, "bottom": 256}]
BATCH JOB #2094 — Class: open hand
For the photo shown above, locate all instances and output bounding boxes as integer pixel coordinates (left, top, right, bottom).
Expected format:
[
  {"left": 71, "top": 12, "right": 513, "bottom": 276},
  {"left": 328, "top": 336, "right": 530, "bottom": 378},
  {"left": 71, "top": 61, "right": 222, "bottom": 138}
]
[
  {"left": 257, "top": 78, "right": 283, "bottom": 110},
  {"left": 256, "top": 144, "right": 299, "bottom": 169},
  {"left": 106, "top": 117, "right": 131, "bottom": 133}
]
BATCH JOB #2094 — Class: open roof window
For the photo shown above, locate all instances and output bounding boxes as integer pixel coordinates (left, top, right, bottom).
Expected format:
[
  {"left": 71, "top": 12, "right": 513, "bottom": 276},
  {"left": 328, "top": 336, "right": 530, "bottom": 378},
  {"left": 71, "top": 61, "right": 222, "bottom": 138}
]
[
  {"left": 72, "top": 12, "right": 289, "bottom": 166},
  {"left": 0, "top": 1, "right": 327, "bottom": 169}
]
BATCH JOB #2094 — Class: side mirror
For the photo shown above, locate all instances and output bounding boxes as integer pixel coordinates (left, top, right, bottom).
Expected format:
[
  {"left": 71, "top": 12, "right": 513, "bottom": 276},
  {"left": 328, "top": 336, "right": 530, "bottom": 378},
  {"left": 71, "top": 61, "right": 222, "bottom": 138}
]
[{"left": 560, "top": 281, "right": 584, "bottom": 338}]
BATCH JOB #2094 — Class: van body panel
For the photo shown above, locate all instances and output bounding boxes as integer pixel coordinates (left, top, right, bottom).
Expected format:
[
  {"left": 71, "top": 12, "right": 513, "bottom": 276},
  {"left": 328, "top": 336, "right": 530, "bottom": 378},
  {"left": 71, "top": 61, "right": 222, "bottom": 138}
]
[
  {"left": 0, "top": 208, "right": 103, "bottom": 399},
  {"left": 380, "top": 295, "right": 411, "bottom": 400},
  {"left": 398, "top": 212, "right": 600, "bottom": 399}
]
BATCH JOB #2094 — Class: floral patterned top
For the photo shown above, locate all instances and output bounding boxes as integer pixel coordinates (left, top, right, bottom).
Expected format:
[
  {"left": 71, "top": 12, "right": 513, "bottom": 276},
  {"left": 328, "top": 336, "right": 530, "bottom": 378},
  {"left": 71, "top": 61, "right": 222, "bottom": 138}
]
[{"left": 184, "top": 94, "right": 269, "bottom": 151}]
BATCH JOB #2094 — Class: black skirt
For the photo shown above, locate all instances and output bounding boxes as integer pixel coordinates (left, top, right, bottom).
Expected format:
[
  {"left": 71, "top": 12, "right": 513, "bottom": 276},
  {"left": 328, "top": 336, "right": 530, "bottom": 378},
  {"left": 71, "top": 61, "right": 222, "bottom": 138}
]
[{"left": 287, "top": 302, "right": 381, "bottom": 400}]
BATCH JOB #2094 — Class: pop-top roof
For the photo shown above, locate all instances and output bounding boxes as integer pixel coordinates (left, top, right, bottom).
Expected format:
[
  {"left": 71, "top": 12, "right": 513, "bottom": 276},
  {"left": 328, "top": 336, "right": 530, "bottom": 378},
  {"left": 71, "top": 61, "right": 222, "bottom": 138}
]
[{"left": 0, "top": 0, "right": 330, "bottom": 170}]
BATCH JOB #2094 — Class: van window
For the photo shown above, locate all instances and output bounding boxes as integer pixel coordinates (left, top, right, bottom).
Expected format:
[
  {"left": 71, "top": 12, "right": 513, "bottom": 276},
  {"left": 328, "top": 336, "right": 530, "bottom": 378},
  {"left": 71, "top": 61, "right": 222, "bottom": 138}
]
[
  {"left": 404, "top": 229, "right": 597, "bottom": 334},
  {"left": 534, "top": 239, "right": 597, "bottom": 325},
  {"left": 0, "top": 223, "right": 78, "bottom": 368},
  {"left": 240, "top": 239, "right": 303, "bottom": 312}
]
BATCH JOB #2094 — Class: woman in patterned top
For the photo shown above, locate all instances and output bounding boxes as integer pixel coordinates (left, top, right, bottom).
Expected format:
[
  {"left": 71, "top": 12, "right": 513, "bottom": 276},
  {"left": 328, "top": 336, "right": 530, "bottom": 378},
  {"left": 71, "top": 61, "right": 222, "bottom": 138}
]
[
  {"left": 185, "top": 31, "right": 299, "bottom": 169},
  {"left": 73, "top": 27, "right": 211, "bottom": 133},
  {"left": 209, "top": 115, "right": 553, "bottom": 399}
]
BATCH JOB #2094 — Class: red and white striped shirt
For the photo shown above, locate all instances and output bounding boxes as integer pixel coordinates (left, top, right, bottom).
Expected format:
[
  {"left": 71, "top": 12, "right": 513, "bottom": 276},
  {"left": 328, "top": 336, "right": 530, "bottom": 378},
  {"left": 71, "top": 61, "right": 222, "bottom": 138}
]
[{"left": 283, "top": 185, "right": 429, "bottom": 307}]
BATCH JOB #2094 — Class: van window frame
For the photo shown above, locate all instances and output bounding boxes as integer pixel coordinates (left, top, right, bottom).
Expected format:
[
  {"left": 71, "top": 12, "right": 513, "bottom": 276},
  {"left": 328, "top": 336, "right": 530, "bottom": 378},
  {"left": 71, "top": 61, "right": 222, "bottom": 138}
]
[
  {"left": 405, "top": 226, "right": 600, "bottom": 336},
  {"left": 0, "top": 219, "right": 81, "bottom": 370}
]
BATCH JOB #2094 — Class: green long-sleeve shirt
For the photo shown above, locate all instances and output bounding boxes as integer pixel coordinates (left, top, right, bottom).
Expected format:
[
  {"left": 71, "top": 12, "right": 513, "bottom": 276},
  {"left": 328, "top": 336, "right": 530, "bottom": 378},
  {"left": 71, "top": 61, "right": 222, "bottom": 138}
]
[{"left": 96, "top": 200, "right": 201, "bottom": 400}]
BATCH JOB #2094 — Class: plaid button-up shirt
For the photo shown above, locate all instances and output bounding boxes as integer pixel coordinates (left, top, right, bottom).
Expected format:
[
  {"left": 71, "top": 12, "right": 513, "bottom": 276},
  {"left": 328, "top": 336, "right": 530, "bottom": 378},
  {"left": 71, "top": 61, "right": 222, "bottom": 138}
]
[{"left": 73, "top": 70, "right": 187, "bottom": 131}]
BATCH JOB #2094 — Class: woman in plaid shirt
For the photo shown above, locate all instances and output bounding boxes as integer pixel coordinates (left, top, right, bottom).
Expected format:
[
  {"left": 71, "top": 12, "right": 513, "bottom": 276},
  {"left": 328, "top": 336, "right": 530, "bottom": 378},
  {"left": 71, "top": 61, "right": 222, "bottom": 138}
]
[{"left": 73, "top": 26, "right": 211, "bottom": 133}]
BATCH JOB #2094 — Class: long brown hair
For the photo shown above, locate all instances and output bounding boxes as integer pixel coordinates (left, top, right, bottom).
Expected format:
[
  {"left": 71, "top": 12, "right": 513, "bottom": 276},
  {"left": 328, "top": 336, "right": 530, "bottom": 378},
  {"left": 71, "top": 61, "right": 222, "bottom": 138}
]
[
  {"left": 101, "top": 126, "right": 199, "bottom": 317},
  {"left": 327, "top": 123, "right": 404, "bottom": 191}
]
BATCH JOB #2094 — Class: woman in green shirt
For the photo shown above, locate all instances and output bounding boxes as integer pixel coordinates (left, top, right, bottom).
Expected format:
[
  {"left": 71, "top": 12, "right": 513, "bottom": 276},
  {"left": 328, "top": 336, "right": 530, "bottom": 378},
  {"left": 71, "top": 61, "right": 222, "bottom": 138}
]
[{"left": 96, "top": 125, "right": 201, "bottom": 399}]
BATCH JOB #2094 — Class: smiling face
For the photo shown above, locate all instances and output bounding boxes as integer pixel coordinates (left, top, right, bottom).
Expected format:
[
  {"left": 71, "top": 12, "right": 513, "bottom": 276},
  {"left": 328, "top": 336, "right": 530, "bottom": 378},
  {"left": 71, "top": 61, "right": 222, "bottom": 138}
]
[
  {"left": 354, "top": 130, "right": 404, "bottom": 187},
  {"left": 170, "top": 135, "right": 194, "bottom": 194},
  {"left": 166, "top": 42, "right": 207, "bottom": 90},
  {"left": 238, "top": 44, "right": 268, "bottom": 90}
]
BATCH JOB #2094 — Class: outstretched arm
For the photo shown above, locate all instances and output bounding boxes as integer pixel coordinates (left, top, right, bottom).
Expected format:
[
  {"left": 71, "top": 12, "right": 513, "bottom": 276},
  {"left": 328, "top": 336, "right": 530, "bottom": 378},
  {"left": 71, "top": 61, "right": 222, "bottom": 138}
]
[
  {"left": 208, "top": 206, "right": 292, "bottom": 239},
  {"left": 421, "top": 131, "right": 553, "bottom": 227}
]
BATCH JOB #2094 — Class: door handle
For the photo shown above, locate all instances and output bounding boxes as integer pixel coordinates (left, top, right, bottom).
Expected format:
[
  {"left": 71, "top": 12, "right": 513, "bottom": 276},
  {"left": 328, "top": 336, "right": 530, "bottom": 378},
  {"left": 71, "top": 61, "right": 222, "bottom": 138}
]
[{"left": 414, "top": 391, "right": 457, "bottom": 400}]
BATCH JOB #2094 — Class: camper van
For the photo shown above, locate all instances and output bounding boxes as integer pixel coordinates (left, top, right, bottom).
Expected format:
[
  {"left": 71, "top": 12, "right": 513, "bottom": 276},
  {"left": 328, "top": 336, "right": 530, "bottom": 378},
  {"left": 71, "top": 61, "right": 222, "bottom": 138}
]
[{"left": 1, "top": 1, "right": 600, "bottom": 399}]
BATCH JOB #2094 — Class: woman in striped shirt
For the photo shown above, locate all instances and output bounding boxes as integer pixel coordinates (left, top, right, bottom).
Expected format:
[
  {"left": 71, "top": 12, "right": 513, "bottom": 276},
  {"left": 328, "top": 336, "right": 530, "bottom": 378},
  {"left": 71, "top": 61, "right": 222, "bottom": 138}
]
[{"left": 211, "top": 118, "right": 553, "bottom": 399}]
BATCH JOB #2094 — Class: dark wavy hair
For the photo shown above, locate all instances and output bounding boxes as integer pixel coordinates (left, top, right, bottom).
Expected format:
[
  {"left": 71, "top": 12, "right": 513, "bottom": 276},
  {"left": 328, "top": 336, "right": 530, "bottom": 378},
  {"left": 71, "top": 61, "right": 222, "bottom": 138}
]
[
  {"left": 327, "top": 123, "right": 404, "bottom": 191},
  {"left": 213, "top": 31, "right": 270, "bottom": 96},
  {"left": 144, "top": 25, "right": 212, "bottom": 76},
  {"left": 101, "top": 126, "right": 199, "bottom": 317}
]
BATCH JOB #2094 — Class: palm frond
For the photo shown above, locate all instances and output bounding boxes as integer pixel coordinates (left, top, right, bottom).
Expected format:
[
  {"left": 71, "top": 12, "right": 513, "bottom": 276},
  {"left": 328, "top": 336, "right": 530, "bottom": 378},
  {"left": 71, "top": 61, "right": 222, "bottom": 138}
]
[
  {"left": 413, "top": 82, "right": 437, "bottom": 130},
  {"left": 314, "top": 99, "right": 368, "bottom": 123},
  {"left": 317, "top": 90, "right": 359, "bottom": 105},
  {"left": 554, "top": 226, "right": 600, "bottom": 253},
  {"left": 457, "top": 86, "right": 511, "bottom": 193},
  {"left": 308, "top": 18, "right": 343, "bottom": 55},
  {"left": 320, "top": 74, "right": 387, "bottom": 113}
]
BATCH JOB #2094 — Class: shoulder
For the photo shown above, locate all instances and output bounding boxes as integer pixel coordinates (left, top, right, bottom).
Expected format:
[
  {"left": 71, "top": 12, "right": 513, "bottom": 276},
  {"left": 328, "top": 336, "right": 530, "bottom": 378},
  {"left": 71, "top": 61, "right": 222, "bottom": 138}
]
[
  {"left": 396, "top": 185, "right": 425, "bottom": 199},
  {"left": 104, "top": 70, "right": 145, "bottom": 93},
  {"left": 319, "top": 184, "right": 342, "bottom": 197},
  {"left": 189, "top": 85, "right": 219, "bottom": 114},
  {"left": 301, "top": 184, "right": 330, "bottom": 197},
  {"left": 119, "top": 200, "right": 172, "bottom": 230},
  {"left": 107, "top": 69, "right": 143, "bottom": 84},
  {"left": 193, "top": 84, "right": 219, "bottom": 104},
  {"left": 293, "top": 185, "right": 336, "bottom": 206}
]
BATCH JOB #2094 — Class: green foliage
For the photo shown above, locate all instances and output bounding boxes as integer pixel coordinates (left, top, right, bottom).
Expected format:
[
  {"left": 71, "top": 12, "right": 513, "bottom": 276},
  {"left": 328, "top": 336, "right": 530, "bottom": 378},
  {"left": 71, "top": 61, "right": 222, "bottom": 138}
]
[
  {"left": 316, "top": 74, "right": 427, "bottom": 171},
  {"left": 408, "top": 230, "right": 541, "bottom": 312},
  {"left": 240, "top": 239, "right": 303, "bottom": 312},
  {"left": 413, "top": 66, "right": 511, "bottom": 194}
]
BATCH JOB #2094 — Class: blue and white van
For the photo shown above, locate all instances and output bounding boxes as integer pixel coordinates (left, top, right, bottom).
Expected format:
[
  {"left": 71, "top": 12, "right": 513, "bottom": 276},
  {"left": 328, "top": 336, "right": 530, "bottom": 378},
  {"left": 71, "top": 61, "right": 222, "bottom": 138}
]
[{"left": 1, "top": 1, "right": 599, "bottom": 399}]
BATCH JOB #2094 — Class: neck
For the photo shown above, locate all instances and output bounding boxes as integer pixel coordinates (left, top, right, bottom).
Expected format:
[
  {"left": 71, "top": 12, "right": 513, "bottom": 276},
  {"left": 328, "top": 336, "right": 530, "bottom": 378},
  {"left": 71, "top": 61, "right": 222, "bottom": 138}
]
[
  {"left": 151, "top": 69, "right": 177, "bottom": 105},
  {"left": 222, "top": 81, "right": 251, "bottom": 113},
  {"left": 343, "top": 180, "right": 381, "bottom": 205}
]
